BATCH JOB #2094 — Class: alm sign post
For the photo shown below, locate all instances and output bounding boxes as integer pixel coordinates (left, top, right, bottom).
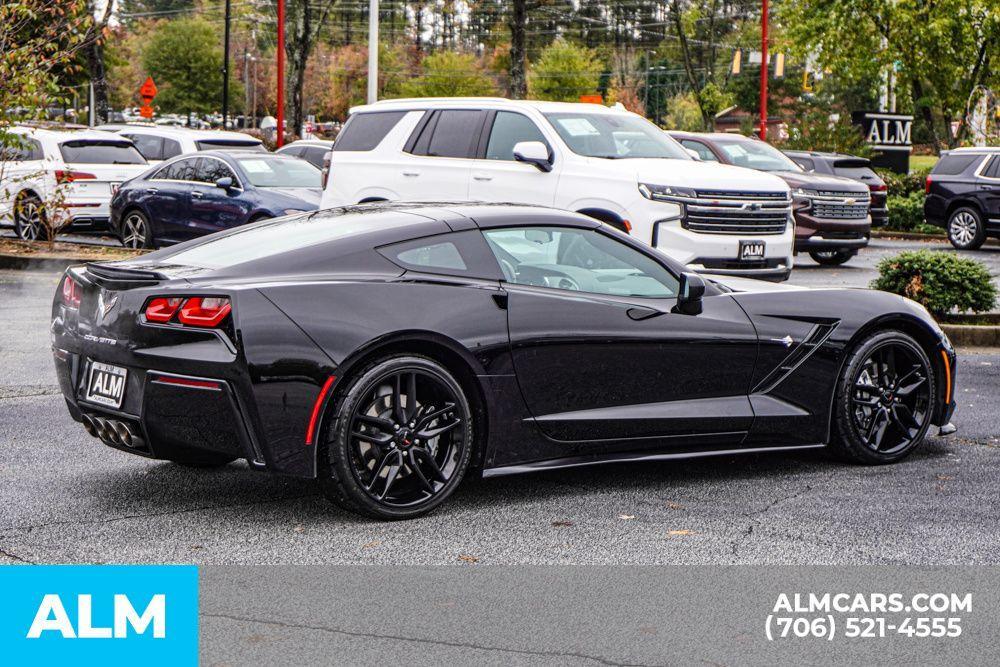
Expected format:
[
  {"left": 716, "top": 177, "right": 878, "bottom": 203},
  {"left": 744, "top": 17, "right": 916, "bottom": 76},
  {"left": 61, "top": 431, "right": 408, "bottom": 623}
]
[
  {"left": 139, "top": 77, "right": 158, "bottom": 119},
  {"left": 851, "top": 110, "right": 913, "bottom": 174}
]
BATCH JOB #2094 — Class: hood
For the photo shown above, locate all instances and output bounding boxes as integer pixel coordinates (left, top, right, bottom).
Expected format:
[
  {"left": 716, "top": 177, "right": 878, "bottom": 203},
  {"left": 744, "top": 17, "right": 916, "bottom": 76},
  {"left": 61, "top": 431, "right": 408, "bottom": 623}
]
[
  {"left": 705, "top": 274, "right": 810, "bottom": 293},
  {"left": 261, "top": 187, "right": 323, "bottom": 208},
  {"left": 622, "top": 158, "right": 790, "bottom": 194},
  {"left": 772, "top": 170, "right": 869, "bottom": 193}
]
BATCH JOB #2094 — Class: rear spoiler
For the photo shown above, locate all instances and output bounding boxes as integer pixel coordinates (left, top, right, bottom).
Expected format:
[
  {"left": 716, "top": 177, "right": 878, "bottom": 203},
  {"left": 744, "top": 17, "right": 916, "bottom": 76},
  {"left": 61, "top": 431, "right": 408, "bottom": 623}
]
[
  {"left": 831, "top": 158, "right": 871, "bottom": 168},
  {"left": 85, "top": 262, "right": 166, "bottom": 288}
]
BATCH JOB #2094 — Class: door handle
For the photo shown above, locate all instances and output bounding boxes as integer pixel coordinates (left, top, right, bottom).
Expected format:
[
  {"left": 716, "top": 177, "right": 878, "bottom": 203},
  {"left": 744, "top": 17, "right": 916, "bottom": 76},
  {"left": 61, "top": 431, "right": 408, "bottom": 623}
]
[
  {"left": 145, "top": 188, "right": 158, "bottom": 194},
  {"left": 402, "top": 171, "right": 420, "bottom": 177},
  {"left": 627, "top": 306, "right": 663, "bottom": 321},
  {"left": 191, "top": 191, "right": 204, "bottom": 199},
  {"left": 473, "top": 174, "right": 493, "bottom": 181}
]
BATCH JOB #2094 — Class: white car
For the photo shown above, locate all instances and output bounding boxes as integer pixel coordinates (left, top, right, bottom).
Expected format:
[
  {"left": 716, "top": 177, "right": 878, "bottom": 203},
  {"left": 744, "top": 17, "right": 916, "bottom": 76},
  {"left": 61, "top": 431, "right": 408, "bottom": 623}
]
[
  {"left": 109, "top": 126, "right": 266, "bottom": 163},
  {"left": 275, "top": 139, "right": 333, "bottom": 170},
  {"left": 320, "top": 98, "right": 794, "bottom": 280},
  {"left": 1, "top": 127, "right": 149, "bottom": 240}
]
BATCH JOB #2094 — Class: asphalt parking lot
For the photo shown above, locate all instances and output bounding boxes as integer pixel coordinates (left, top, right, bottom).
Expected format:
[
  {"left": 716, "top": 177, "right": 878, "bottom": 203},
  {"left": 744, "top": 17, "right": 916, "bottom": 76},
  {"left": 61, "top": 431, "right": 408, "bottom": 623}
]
[{"left": 2, "top": 243, "right": 999, "bottom": 566}]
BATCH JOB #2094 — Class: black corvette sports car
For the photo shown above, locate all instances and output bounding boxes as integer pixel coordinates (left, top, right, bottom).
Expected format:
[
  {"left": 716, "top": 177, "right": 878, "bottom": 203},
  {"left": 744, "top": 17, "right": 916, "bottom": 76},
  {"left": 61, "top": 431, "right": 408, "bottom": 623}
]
[{"left": 52, "top": 203, "right": 957, "bottom": 519}]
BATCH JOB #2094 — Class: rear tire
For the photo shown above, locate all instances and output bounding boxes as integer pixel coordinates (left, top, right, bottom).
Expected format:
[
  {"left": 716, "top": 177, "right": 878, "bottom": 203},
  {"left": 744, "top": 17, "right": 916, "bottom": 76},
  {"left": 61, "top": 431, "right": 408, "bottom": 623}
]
[
  {"left": 947, "top": 206, "right": 986, "bottom": 250},
  {"left": 318, "top": 355, "right": 473, "bottom": 520},
  {"left": 120, "top": 210, "right": 154, "bottom": 249},
  {"left": 829, "top": 331, "right": 935, "bottom": 464},
  {"left": 809, "top": 249, "right": 855, "bottom": 266},
  {"left": 14, "top": 194, "right": 49, "bottom": 241}
]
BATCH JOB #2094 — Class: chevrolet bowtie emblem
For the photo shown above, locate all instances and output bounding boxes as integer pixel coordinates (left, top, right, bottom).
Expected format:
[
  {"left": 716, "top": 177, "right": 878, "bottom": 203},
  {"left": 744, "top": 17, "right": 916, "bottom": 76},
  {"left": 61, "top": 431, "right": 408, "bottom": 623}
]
[{"left": 772, "top": 335, "right": 794, "bottom": 347}]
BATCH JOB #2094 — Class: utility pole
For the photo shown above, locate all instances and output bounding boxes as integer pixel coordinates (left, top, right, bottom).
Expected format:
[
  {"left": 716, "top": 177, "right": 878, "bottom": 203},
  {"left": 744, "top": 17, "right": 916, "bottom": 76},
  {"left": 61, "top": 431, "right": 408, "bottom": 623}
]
[
  {"left": 222, "top": 0, "right": 232, "bottom": 128},
  {"left": 277, "top": 0, "right": 285, "bottom": 146},
  {"left": 758, "top": 0, "right": 769, "bottom": 140},
  {"left": 367, "top": 0, "right": 379, "bottom": 104}
]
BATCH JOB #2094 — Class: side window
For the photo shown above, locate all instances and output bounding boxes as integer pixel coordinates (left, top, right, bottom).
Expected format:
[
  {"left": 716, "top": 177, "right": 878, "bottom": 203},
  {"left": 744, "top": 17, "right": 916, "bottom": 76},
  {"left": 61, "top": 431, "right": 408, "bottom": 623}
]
[
  {"left": 680, "top": 140, "right": 718, "bottom": 162},
  {"left": 397, "top": 242, "right": 466, "bottom": 270},
  {"left": 933, "top": 154, "right": 984, "bottom": 176},
  {"left": 151, "top": 160, "right": 181, "bottom": 180},
  {"left": 485, "top": 112, "right": 548, "bottom": 161},
  {"left": 980, "top": 156, "right": 1000, "bottom": 179},
  {"left": 171, "top": 157, "right": 201, "bottom": 182},
  {"left": 378, "top": 230, "right": 501, "bottom": 279},
  {"left": 124, "top": 133, "right": 163, "bottom": 161},
  {"left": 793, "top": 157, "right": 815, "bottom": 171},
  {"left": 199, "top": 158, "right": 237, "bottom": 185},
  {"left": 333, "top": 111, "right": 407, "bottom": 152},
  {"left": 1, "top": 138, "right": 39, "bottom": 161},
  {"left": 483, "top": 226, "right": 678, "bottom": 298},
  {"left": 161, "top": 139, "right": 182, "bottom": 160},
  {"left": 421, "top": 110, "right": 484, "bottom": 158},
  {"left": 304, "top": 147, "right": 328, "bottom": 169}
]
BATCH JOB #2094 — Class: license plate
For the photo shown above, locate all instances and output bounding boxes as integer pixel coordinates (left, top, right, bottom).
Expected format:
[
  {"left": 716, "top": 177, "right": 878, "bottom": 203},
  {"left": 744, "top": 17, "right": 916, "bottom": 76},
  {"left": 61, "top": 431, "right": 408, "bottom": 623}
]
[
  {"left": 85, "top": 362, "right": 127, "bottom": 408},
  {"left": 739, "top": 240, "right": 766, "bottom": 261}
]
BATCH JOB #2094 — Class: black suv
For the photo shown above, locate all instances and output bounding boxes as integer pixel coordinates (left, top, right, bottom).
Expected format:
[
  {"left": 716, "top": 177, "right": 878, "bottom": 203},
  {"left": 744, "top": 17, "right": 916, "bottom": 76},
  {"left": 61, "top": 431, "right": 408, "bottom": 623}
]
[
  {"left": 924, "top": 148, "right": 1000, "bottom": 250},
  {"left": 783, "top": 150, "right": 888, "bottom": 227}
]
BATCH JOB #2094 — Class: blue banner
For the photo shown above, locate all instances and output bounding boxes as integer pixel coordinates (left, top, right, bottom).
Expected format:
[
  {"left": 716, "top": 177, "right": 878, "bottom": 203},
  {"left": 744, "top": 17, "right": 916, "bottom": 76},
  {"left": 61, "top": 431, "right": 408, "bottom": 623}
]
[{"left": 0, "top": 565, "right": 198, "bottom": 666}]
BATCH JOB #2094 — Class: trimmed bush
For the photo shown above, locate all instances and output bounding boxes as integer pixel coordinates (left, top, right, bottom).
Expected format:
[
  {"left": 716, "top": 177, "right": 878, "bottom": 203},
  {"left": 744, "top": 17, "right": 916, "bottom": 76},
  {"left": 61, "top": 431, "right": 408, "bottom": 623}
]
[
  {"left": 885, "top": 192, "right": 925, "bottom": 231},
  {"left": 876, "top": 167, "right": 931, "bottom": 198},
  {"left": 870, "top": 250, "right": 997, "bottom": 317}
]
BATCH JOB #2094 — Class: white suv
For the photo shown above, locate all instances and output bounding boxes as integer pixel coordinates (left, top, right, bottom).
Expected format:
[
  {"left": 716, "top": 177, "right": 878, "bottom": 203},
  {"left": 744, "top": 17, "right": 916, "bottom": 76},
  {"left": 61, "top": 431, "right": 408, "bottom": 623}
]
[
  {"left": 320, "top": 98, "right": 794, "bottom": 279},
  {"left": 110, "top": 126, "right": 266, "bottom": 163},
  {"left": 1, "top": 127, "right": 149, "bottom": 240}
]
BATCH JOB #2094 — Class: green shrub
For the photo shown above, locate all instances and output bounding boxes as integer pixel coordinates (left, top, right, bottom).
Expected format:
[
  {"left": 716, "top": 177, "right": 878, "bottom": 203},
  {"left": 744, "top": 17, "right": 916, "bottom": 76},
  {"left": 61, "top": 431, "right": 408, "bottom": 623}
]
[
  {"left": 870, "top": 250, "right": 998, "bottom": 317},
  {"left": 876, "top": 167, "right": 931, "bottom": 198},
  {"left": 885, "top": 192, "right": 926, "bottom": 231}
]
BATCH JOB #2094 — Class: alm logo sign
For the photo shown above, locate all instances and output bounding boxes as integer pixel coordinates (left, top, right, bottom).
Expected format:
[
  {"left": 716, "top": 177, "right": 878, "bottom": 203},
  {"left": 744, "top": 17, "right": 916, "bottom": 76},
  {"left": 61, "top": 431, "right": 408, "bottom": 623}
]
[
  {"left": 27, "top": 593, "right": 165, "bottom": 639},
  {"left": 1, "top": 565, "right": 197, "bottom": 666}
]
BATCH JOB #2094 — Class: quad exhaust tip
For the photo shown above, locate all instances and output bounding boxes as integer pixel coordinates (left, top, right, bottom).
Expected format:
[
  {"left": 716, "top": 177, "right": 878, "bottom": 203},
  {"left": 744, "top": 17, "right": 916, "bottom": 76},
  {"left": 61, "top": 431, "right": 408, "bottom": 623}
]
[{"left": 81, "top": 414, "right": 145, "bottom": 450}]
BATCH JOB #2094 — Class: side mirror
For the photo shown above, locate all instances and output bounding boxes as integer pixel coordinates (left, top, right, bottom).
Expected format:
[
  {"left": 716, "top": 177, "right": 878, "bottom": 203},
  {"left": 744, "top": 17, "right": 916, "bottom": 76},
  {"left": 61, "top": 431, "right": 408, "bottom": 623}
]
[
  {"left": 685, "top": 148, "right": 702, "bottom": 161},
  {"left": 512, "top": 141, "right": 552, "bottom": 172},
  {"left": 321, "top": 150, "right": 332, "bottom": 188},
  {"left": 675, "top": 272, "right": 705, "bottom": 315},
  {"left": 215, "top": 176, "right": 234, "bottom": 190}
]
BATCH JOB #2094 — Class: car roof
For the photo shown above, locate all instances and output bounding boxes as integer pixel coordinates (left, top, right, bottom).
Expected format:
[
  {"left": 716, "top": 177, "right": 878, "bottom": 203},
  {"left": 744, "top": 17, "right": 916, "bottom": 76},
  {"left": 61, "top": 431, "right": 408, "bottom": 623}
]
[
  {"left": 12, "top": 126, "right": 133, "bottom": 143},
  {"left": 118, "top": 126, "right": 262, "bottom": 142},
  {"left": 279, "top": 139, "right": 333, "bottom": 148},
  {"left": 948, "top": 146, "right": 1000, "bottom": 154},
  {"left": 668, "top": 131, "right": 754, "bottom": 141},
  {"left": 350, "top": 97, "right": 627, "bottom": 116}
]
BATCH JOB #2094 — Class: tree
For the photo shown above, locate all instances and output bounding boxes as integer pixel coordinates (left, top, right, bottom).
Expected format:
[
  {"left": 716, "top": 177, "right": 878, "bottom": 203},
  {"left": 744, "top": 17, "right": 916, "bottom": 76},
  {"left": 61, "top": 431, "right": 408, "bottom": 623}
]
[
  {"left": 529, "top": 41, "right": 603, "bottom": 102},
  {"left": 285, "top": 0, "right": 335, "bottom": 138},
  {"left": 143, "top": 17, "right": 240, "bottom": 117},
  {"left": 84, "top": 0, "right": 115, "bottom": 124},
  {"left": 400, "top": 53, "right": 497, "bottom": 98}
]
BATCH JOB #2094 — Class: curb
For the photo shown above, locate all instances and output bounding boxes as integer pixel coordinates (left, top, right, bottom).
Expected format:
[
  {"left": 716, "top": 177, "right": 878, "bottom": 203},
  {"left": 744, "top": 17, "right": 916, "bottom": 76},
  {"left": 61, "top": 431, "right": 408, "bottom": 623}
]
[{"left": 940, "top": 324, "right": 1000, "bottom": 347}]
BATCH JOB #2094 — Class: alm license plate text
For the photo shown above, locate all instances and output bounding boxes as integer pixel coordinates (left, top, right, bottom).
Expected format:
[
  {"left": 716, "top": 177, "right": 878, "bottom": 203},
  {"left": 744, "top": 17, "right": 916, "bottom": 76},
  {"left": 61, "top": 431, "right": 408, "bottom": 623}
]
[
  {"left": 739, "top": 240, "right": 766, "bottom": 261},
  {"left": 85, "top": 362, "right": 127, "bottom": 408}
]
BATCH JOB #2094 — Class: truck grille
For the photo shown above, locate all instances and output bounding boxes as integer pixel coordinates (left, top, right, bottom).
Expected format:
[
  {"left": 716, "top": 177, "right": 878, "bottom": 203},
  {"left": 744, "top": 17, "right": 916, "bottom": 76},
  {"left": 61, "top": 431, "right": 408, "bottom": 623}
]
[
  {"left": 811, "top": 191, "right": 871, "bottom": 220},
  {"left": 680, "top": 190, "right": 791, "bottom": 235}
]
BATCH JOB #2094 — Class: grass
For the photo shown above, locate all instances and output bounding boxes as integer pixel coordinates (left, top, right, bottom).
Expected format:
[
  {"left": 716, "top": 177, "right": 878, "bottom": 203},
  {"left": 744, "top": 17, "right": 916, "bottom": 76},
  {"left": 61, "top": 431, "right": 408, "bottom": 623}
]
[
  {"left": 0, "top": 238, "right": 143, "bottom": 260},
  {"left": 910, "top": 155, "right": 938, "bottom": 170}
]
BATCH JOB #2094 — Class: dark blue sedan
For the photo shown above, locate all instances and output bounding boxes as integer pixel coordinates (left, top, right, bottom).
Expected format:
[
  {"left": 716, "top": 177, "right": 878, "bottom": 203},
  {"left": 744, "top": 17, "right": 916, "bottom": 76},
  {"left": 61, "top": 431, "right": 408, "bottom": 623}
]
[{"left": 109, "top": 150, "right": 322, "bottom": 248}]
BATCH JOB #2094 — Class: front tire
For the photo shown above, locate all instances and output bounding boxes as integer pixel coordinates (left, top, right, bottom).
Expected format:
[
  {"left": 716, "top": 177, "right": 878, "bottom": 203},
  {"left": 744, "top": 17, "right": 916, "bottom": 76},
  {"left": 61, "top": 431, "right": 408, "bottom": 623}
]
[
  {"left": 14, "top": 195, "right": 49, "bottom": 241},
  {"left": 947, "top": 206, "right": 986, "bottom": 250},
  {"left": 830, "top": 331, "right": 935, "bottom": 464},
  {"left": 120, "top": 210, "right": 154, "bottom": 249},
  {"left": 808, "top": 249, "right": 855, "bottom": 266},
  {"left": 318, "top": 355, "right": 474, "bottom": 520}
]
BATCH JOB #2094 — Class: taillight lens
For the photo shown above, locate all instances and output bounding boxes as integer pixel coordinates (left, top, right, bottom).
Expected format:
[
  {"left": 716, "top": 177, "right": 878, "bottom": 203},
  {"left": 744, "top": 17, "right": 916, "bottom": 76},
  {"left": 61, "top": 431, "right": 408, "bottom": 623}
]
[
  {"left": 869, "top": 183, "right": 887, "bottom": 192},
  {"left": 61, "top": 275, "right": 82, "bottom": 309},
  {"left": 54, "top": 170, "right": 97, "bottom": 184},
  {"left": 178, "top": 297, "right": 232, "bottom": 327},
  {"left": 143, "top": 296, "right": 231, "bottom": 327},
  {"left": 925, "top": 175, "right": 932, "bottom": 194},
  {"left": 144, "top": 297, "right": 184, "bottom": 322}
]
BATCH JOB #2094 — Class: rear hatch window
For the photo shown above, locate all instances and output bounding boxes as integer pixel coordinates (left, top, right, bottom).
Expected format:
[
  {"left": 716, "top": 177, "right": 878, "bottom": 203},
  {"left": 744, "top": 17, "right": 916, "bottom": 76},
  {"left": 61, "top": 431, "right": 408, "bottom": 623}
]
[
  {"left": 833, "top": 164, "right": 879, "bottom": 182},
  {"left": 59, "top": 140, "right": 146, "bottom": 164},
  {"left": 195, "top": 140, "right": 265, "bottom": 152}
]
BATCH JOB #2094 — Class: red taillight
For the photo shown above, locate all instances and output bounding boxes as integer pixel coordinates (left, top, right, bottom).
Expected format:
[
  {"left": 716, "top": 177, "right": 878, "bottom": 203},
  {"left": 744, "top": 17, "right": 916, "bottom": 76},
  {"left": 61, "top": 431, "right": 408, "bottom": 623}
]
[
  {"left": 54, "top": 170, "right": 97, "bottom": 184},
  {"left": 144, "top": 297, "right": 184, "bottom": 322},
  {"left": 869, "top": 183, "right": 887, "bottom": 192},
  {"left": 177, "top": 297, "right": 232, "bottom": 327},
  {"left": 925, "top": 175, "right": 932, "bottom": 194},
  {"left": 61, "top": 275, "right": 82, "bottom": 309},
  {"left": 143, "top": 296, "right": 231, "bottom": 327}
]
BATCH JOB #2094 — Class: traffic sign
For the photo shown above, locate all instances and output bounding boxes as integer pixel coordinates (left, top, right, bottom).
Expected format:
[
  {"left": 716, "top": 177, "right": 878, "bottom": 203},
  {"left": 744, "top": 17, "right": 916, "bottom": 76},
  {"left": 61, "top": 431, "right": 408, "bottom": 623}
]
[
  {"left": 139, "top": 77, "right": 158, "bottom": 101},
  {"left": 139, "top": 105, "right": 154, "bottom": 119}
]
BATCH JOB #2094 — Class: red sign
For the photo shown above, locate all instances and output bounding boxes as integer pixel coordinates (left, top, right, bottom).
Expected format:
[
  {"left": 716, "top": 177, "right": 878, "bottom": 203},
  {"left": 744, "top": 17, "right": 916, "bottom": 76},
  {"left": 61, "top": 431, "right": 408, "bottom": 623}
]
[
  {"left": 139, "top": 76, "right": 158, "bottom": 101},
  {"left": 139, "top": 105, "right": 154, "bottom": 119},
  {"left": 579, "top": 94, "right": 603, "bottom": 104}
]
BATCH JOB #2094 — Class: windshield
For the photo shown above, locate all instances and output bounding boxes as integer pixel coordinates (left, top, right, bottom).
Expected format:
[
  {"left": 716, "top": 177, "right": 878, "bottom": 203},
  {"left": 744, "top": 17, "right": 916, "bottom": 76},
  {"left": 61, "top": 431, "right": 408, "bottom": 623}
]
[
  {"left": 235, "top": 156, "right": 322, "bottom": 188},
  {"left": 59, "top": 141, "right": 146, "bottom": 165},
  {"left": 196, "top": 140, "right": 265, "bottom": 152},
  {"left": 543, "top": 112, "right": 690, "bottom": 160},
  {"left": 714, "top": 138, "right": 801, "bottom": 172}
]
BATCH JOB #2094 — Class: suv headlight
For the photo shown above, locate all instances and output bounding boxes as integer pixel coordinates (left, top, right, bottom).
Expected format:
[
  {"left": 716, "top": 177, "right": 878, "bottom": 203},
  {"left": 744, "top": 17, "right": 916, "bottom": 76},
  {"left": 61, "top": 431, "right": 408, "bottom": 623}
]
[{"left": 638, "top": 183, "right": 697, "bottom": 201}]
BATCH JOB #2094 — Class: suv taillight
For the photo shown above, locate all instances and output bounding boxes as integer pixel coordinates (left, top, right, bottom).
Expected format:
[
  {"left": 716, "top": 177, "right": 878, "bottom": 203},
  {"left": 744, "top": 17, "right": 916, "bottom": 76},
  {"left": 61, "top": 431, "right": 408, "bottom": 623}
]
[
  {"left": 925, "top": 175, "right": 932, "bottom": 194},
  {"left": 61, "top": 275, "right": 82, "bottom": 309},
  {"left": 143, "top": 296, "right": 231, "bottom": 327},
  {"left": 54, "top": 170, "right": 97, "bottom": 184}
]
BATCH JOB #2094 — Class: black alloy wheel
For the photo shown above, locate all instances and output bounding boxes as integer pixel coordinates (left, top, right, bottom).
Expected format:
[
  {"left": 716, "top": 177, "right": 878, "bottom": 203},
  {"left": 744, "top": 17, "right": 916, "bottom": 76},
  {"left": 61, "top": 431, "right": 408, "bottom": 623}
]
[
  {"left": 808, "top": 249, "right": 855, "bottom": 266},
  {"left": 831, "top": 331, "right": 935, "bottom": 463},
  {"left": 319, "top": 355, "right": 473, "bottom": 519},
  {"left": 14, "top": 195, "right": 49, "bottom": 241}
]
